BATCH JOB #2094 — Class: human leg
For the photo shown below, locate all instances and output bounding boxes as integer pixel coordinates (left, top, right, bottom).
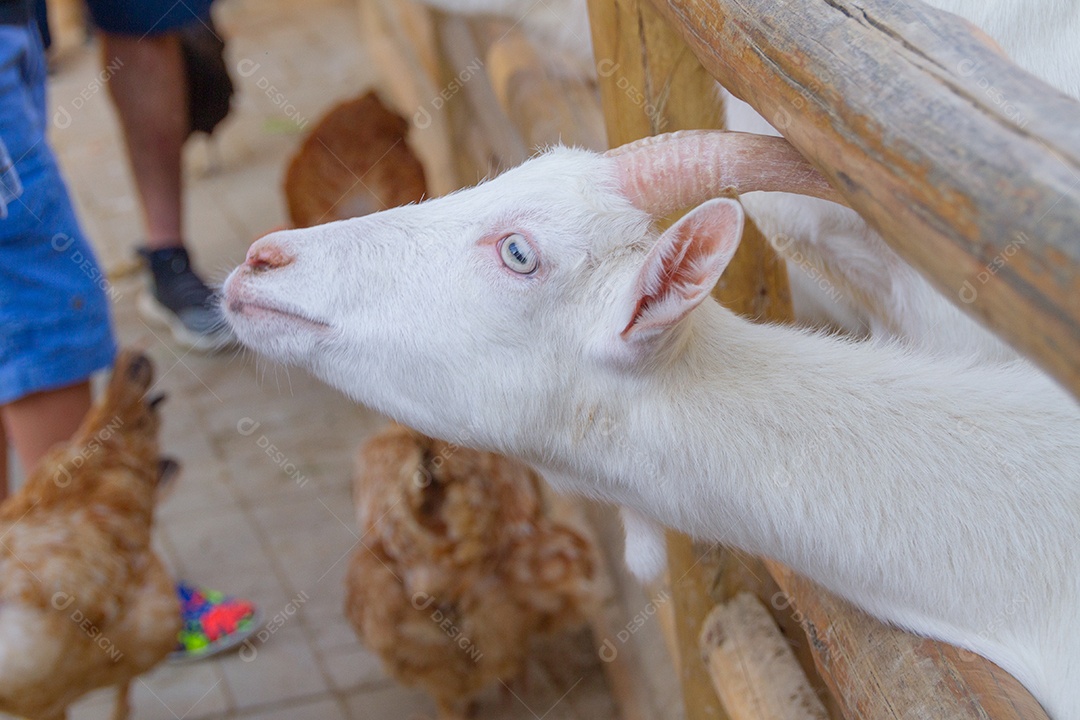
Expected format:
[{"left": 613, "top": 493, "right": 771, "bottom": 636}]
[
  {"left": 2, "top": 381, "right": 92, "bottom": 471},
  {"left": 100, "top": 32, "right": 186, "bottom": 250},
  {"left": 96, "top": 31, "right": 231, "bottom": 351}
]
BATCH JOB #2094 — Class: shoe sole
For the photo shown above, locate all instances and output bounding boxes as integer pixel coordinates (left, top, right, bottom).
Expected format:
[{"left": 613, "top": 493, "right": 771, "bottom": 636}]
[{"left": 137, "top": 291, "right": 235, "bottom": 354}]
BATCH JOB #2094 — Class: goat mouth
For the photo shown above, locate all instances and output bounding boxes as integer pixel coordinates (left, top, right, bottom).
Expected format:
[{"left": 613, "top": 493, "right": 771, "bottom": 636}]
[{"left": 228, "top": 300, "right": 331, "bottom": 331}]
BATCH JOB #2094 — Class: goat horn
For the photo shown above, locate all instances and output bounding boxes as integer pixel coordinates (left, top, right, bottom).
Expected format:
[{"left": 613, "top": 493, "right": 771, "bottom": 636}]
[{"left": 605, "top": 130, "right": 844, "bottom": 216}]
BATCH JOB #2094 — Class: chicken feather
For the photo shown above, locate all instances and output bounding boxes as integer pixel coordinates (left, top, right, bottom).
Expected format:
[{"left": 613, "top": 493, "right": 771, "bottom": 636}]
[
  {"left": 345, "top": 424, "right": 598, "bottom": 719},
  {"left": 283, "top": 91, "right": 427, "bottom": 228}
]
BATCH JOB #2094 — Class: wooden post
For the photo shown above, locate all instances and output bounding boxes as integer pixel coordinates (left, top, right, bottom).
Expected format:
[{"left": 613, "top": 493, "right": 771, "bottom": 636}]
[
  {"left": 700, "top": 593, "right": 829, "bottom": 720},
  {"left": 431, "top": 12, "right": 528, "bottom": 184},
  {"left": 485, "top": 33, "right": 607, "bottom": 151},
  {"left": 662, "top": 532, "right": 726, "bottom": 719},
  {"left": 643, "top": 0, "right": 1080, "bottom": 399},
  {"left": 764, "top": 562, "right": 1051, "bottom": 720},
  {"left": 585, "top": 0, "right": 725, "bottom": 717}
]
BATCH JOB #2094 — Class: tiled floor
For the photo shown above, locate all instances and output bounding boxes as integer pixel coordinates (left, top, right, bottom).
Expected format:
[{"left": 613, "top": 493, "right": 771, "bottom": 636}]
[{"left": 13, "top": 0, "right": 618, "bottom": 717}]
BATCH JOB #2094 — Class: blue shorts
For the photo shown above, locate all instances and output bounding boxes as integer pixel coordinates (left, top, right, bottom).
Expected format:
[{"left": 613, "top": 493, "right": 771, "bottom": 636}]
[
  {"left": 84, "top": 0, "right": 215, "bottom": 36},
  {"left": 0, "top": 22, "right": 116, "bottom": 405}
]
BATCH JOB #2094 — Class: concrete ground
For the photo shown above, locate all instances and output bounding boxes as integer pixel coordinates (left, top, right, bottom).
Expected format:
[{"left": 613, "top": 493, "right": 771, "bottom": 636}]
[{"left": 7, "top": 0, "right": 618, "bottom": 717}]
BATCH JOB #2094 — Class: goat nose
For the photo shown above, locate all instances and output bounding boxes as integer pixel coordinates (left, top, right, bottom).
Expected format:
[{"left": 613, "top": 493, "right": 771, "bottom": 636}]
[{"left": 246, "top": 242, "right": 294, "bottom": 271}]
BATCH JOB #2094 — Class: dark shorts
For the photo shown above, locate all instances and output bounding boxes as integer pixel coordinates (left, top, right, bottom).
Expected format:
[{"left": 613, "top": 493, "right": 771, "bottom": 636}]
[
  {"left": 84, "top": 0, "right": 215, "bottom": 36},
  {"left": 0, "top": 22, "right": 115, "bottom": 404}
]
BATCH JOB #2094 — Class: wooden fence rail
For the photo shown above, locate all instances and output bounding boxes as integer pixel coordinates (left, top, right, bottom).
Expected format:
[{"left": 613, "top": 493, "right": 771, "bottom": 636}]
[{"left": 646, "top": 0, "right": 1080, "bottom": 399}]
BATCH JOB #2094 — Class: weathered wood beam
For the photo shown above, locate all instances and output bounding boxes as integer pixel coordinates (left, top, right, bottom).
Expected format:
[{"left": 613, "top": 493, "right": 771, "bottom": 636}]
[
  {"left": 765, "top": 562, "right": 1051, "bottom": 720},
  {"left": 646, "top": 0, "right": 1080, "bottom": 398}
]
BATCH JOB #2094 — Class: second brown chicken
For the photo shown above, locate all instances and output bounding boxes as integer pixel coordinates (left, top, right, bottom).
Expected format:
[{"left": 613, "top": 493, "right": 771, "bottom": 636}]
[{"left": 344, "top": 424, "right": 599, "bottom": 720}]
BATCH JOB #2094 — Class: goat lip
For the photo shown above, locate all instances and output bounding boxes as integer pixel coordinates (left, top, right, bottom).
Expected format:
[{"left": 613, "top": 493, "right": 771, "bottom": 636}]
[{"left": 231, "top": 300, "right": 331, "bottom": 331}]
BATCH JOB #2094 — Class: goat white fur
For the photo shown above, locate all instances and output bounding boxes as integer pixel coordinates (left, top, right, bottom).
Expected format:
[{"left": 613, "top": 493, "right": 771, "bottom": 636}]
[{"left": 223, "top": 131, "right": 1080, "bottom": 718}]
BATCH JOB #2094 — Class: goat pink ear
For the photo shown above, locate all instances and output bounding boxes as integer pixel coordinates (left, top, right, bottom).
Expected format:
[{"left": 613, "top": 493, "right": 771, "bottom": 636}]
[{"left": 622, "top": 198, "right": 744, "bottom": 341}]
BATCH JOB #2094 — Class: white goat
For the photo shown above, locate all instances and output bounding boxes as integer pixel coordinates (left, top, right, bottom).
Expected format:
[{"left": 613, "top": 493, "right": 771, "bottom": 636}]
[{"left": 223, "top": 131, "right": 1080, "bottom": 719}]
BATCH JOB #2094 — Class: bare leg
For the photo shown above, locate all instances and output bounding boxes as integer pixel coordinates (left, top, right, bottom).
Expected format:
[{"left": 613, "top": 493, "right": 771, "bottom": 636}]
[
  {"left": 100, "top": 33, "right": 187, "bottom": 250},
  {"left": 1, "top": 381, "right": 92, "bottom": 477}
]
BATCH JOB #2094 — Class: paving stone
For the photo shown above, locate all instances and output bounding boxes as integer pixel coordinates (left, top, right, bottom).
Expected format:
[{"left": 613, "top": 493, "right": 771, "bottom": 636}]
[
  {"left": 345, "top": 685, "right": 438, "bottom": 720},
  {"left": 318, "top": 636, "right": 390, "bottom": 693},
  {"left": 162, "top": 506, "right": 286, "bottom": 605},
  {"left": 250, "top": 487, "right": 360, "bottom": 608},
  {"left": 217, "top": 625, "right": 329, "bottom": 710},
  {"left": 158, "top": 464, "right": 242, "bottom": 524},
  {"left": 304, "top": 605, "right": 389, "bottom": 691},
  {"left": 131, "top": 661, "right": 231, "bottom": 720},
  {"left": 236, "top": 696, "right": 348, "bottom": 720}
]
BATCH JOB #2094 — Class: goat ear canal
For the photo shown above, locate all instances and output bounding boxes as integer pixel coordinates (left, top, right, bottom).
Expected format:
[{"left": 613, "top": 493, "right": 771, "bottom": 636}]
[{"left": 622, "top": 198, "right": 745, "bottom": 341}]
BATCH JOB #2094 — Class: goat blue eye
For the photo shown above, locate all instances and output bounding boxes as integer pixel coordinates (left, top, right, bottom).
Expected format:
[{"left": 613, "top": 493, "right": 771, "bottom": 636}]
[{"left": 499, "top": 234, "right": 538, "bottom": 274}]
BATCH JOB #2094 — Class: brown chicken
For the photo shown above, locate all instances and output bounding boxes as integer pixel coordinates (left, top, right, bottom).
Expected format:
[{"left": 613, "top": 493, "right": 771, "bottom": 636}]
[
  {"left": 284, "top": 91, "right": 428, "bottom": 228},
  {"left": 345, "top": 424, "right": 598, "bottom": 719},
  {"left": 0, "top": 351, "right": 180, "bottom": 720}
]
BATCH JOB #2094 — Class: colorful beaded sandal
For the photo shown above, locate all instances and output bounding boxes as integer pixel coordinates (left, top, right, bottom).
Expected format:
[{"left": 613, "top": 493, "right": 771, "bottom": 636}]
[{"left": 169, "top": 581, "right": 261, "bottom": 662}]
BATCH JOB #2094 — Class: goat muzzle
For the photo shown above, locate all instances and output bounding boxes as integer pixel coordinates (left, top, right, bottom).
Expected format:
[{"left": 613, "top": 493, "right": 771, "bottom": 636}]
[{"left": 245, "top": 242, "right": 294, "bottom": 272}]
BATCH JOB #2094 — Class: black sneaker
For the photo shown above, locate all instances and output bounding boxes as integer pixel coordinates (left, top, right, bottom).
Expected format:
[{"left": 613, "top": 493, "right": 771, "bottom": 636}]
[{"left": 137, "top": 246, "right": 234, "bottom": 353}]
